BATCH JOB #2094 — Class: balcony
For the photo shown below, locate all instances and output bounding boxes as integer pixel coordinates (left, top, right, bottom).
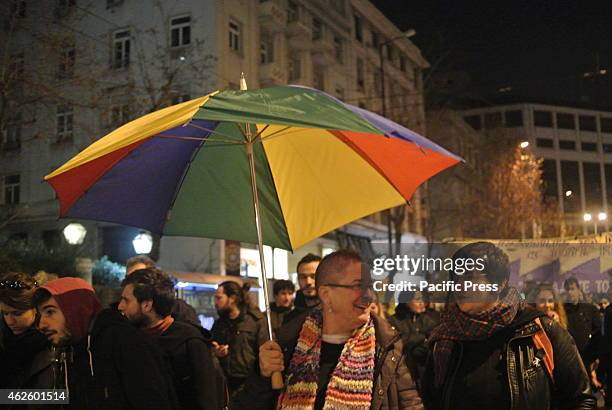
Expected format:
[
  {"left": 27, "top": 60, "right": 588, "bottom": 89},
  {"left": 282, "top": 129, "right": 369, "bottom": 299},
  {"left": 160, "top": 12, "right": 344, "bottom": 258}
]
[
  {"left": 287, "top": 13, "right": 312, "bottom": 51},
  {"left": 258, "top": 0, "right": 286, "bottom": 33},
  {"left": 259, "top": 63, "right": 286, "bottom": 86}
]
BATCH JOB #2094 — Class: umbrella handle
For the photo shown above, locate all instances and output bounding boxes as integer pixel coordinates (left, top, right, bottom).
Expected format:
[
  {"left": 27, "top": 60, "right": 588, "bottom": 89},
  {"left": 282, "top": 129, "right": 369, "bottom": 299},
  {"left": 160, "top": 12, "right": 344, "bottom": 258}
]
[{"left": 271, "top": 371, "right": 284, "bottom": 390}]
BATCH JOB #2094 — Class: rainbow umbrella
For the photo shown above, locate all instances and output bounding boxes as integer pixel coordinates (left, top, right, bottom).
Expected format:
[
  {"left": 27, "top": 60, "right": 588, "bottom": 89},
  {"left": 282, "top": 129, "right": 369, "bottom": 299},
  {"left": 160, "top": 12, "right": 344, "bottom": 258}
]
[
  {"left": 45, "top": 85, "right": 460, "bottom": 251},
  {"left": 44, "top": 85, "right": 460, "bottom": 372}
]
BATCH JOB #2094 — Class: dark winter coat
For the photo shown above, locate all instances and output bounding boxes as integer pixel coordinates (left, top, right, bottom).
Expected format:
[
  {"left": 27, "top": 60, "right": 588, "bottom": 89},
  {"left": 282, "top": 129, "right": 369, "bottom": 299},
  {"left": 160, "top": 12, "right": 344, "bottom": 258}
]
[
  {"left": 388, "top": 306, "right": 440, "bottom": 384},
  {"left": 421, "top": 307, "right": 595, "bottom": 410},
  {"left": 230, "top": 311, "right": 423, "bottom": 410},
  {"left": 0, "top": 324, "right": 55, "bottom": 410},
  {"left": 211, "top": 307, "right": 269, "bottom": 383},
  {"left": 564, "top": 302, "right": 601, "bottom": 366},
  {"left": 268, "top": 303, "right": 291, "bottom": 337},
  {"left": 0, "top": 324, "right": 54, "bottom": 389},
  {"left": 156, "top": 320, "right": 225, "bottom": 410},
  {"left": 282, "top": 290, "right": 319, "bottom": 325},
  {"left": 56, "top": 308, "right": 178, "bottom": 410}
]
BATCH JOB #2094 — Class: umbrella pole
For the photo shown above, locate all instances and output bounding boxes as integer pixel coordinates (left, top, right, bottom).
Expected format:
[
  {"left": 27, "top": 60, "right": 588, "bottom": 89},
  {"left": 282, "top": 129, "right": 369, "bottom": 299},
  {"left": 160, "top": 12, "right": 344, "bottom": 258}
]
[{"left": 246, "top": 140, "right": 284, "bottom": 390}]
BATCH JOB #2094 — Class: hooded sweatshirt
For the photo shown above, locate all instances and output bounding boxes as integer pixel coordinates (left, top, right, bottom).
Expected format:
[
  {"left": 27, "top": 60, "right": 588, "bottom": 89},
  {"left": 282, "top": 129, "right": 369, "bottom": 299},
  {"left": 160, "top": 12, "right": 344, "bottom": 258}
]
[
  {"left": 39, "top": 277, "right": 102, "bottom": 343},
  {"left": 37, "top": 278, "right": 178, "bottom": 410}
]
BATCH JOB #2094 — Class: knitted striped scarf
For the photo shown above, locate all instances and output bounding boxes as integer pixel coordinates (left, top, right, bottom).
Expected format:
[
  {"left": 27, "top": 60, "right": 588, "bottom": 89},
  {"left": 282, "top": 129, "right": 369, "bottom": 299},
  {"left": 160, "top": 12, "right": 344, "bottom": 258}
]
[{"left": 277, "top": 307, "right": 376, "bottom": 410}]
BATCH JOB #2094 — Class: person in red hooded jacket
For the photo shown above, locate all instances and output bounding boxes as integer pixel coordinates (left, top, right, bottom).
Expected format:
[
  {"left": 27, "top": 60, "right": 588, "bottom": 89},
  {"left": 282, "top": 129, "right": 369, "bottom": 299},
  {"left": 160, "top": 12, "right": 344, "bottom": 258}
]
[{"left": 33, "top": 277, "right": 178, "bottom": 410}]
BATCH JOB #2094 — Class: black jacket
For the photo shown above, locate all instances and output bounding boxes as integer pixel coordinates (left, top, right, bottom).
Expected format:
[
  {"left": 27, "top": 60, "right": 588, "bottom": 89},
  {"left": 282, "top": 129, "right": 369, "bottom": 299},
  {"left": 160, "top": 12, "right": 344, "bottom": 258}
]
[
  {"left": 156, "top": 320, "right": 224, "bottom": 410},
  {"left": 0, "top": 324, "right": 54, "bottom": 389},
  {"left": 564, "top": 302, "right": 601, "bottom": 366},
  {"left": 0, "top": 324, "right": 55, "bottom": 410},
  {"left": 282, "top": 290, "right": 319, "bottom": 325},
  {"left": 268, "top": 303, "right": 291, "bottom": 337},
  {"left": 211, "top": 307, "right": 269, "bottom": 381},
  {"left": 422, "top": 307, "right": 595, "bottom": 410},
  {"left": 388, "top": 306, "right": 440, "bottom": 383},
  {"left": 56, "top": 308, "right": 178, "bottom": 410},
  {"left": 231, "top": 311, "right": 423, "bottom": 410}
]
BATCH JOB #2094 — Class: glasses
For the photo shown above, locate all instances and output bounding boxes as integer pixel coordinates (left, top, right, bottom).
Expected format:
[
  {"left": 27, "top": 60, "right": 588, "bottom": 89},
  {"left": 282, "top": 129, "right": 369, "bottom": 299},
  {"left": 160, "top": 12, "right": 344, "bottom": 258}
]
[
  {"left": 0, "top": 280, "right": 38, "bottom": 290},
  {"left": 321, "top": 283, "right": 363, "bottom": 291}
]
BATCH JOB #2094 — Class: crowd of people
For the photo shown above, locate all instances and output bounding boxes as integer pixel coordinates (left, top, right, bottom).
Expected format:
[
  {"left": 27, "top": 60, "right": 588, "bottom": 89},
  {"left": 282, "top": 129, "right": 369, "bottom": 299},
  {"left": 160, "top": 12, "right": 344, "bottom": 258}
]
[{"left": 0, "top": 243, "right": 610, "bottom": 409}]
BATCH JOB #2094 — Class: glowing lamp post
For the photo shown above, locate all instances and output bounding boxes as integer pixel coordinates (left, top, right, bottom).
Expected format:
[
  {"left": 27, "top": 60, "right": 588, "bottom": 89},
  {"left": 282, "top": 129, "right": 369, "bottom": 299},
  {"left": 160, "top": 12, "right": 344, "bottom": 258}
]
[
  {"left": 63, "top": 223, "right": 87, "bottom": 245},
  {"left": 132, "top": 231, "right": 153, "bottom": 254}
]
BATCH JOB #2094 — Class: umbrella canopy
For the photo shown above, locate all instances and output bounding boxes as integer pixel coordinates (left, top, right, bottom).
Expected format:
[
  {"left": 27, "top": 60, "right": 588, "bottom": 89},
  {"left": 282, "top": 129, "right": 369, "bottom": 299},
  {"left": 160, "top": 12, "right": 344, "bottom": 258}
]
[{"left": 45, "top": 85, "right": 461, "bottom": 251}]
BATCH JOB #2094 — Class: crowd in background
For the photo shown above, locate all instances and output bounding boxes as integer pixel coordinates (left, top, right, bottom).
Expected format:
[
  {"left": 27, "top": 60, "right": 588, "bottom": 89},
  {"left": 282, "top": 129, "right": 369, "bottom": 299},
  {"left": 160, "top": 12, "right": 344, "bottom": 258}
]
[{"left": 1, "top": 244, "right": 611, "bottom": 409}]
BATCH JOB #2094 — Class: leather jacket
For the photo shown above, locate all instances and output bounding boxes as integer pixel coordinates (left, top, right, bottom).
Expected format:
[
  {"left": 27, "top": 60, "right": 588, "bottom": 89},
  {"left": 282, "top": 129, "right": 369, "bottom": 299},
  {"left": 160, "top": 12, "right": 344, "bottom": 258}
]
[{"left": 422, "top": 311, "right": 595, "bottom": 410}]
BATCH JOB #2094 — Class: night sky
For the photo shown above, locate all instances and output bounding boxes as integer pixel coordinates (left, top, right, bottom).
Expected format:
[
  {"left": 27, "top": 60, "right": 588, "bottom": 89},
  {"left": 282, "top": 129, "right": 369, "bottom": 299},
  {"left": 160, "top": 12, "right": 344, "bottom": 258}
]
[{"left": 371, "top": 1, "right": 612, "bottom": 109}]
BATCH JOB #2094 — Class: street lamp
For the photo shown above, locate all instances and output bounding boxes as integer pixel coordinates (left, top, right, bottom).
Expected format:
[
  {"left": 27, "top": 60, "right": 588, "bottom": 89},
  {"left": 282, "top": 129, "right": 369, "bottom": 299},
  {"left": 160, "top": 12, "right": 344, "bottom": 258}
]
[
  {"left": 379, "top": 29, "right": 416, "bottom": 256},
  {"left": 519, "top": 141, "right": 529, "bottom": 149},
  {"left": 63, "top": 222, "right": 87, "bottom": 245},
  {"left": 583, "top": 212, "right": 607, "bottom": 235},
  {"left": 132, "top": 231, "right": 153, "bottom": 254}
]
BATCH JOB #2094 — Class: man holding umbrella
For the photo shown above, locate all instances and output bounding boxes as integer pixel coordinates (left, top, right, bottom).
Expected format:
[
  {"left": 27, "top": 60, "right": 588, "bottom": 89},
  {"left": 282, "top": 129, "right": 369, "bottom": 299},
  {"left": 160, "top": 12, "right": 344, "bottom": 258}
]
[{"left": 232, "top": 250, "right": 423, "bottom": 409}]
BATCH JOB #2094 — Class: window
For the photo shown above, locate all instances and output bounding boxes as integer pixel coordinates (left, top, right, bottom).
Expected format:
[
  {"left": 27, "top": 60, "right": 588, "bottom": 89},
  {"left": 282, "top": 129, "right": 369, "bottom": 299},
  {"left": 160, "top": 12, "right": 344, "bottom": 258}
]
[
  {"left": 354, "top": 14, "right": 362, "bottom": 42},
  {"left": 556, "top": 113, "right": 575, "bottom": 130},
  {"left": 581, "top": 142, "right": 597, "bottom": 152},
  {"left": 371, "top": 31, "right": 379, "bottom": 49},
  {"left": 536, "top": 138, "right": 554, "bottom": 148},
  {"left": 484, "top": 112, "right": 502, "bottom": 129},
  {"left": 229, "top": 19, "right": 241, "bottom": 52},
  {"left": 313, "top": 67, "right": 325, "bottom": 91},
  {"left": 399, "top": 56, "right": 407, "bottom": 72},
  {"left": 560, "top": 161, "right": 580, "bottom": 213},
  {"left": 541, "top": 159, "right": 558, "bottom": 199},
  {"left": 112, "top": 30, "right": 130, "bottom": 69},
  {"left": 356, "top": 58, "right": 364, "bottom": 91},
  {"left": 559, "top": 140, "right": 576, "bottom": 150},
  {"left": 3, "top": 175, "right": 20, "bottom": 205},
  {"left": 110, "top": 104, "right": 130, "bottom": 127},
  {"left": 333, "top": 35, "right": 343, "bottom": 63},
  {"left": 170, "top": 16, "right": 191, "bottom": 48},
  {"left": 387, "top": 45, "right": 395, "bottom": 62},
  {"left": 505, "top": 110, "right": 523, "bottom": 127},
  {"left": 464, "top": 115, "right": 482, "bottom": 130},
  {"left": 56, "top": 105, "right": 73, "bottom": 141},
  {"left": 260, "top": 35, "right": 274, "bottom": 64},
  {"left": 373, "top": 71, "right": 381, "bottom": 95},
  {"left": 58, "top": 42, "right": 75, "bottom": 79},
  {"left": 288, "top": 57, "right": 301, "bottom": 81},
  {"left": 10, "top": 0, "right": 26, "bottom": 18},
  {"left": 312, "top": 18, "right": 323, "bottom": 41},
  {"left": 606, "top": 164, "right": 612, "bottom": 207},
  {"left": 579, "top": 115, "right": 596, "bottom": 132},
  {"left": 601, "top": 117, "right": 612, "bottom": 133},
  {"left": 287, "top": 0, "right": 298, "bottom": 23},
  {"left": 534, "top": 110, "right": 553, "bottom": 127},
  {"left": 583, "top": 162, "right": 603, "bottom": 210},
  {"left": 2, "top": 114, "right": 21, "bottom": 151},
  {"left": 604, "top": 143, "right": 612, "bottom": 154},
  {"left": 9, "top": 53, "right": 24, "bottom": 80}
]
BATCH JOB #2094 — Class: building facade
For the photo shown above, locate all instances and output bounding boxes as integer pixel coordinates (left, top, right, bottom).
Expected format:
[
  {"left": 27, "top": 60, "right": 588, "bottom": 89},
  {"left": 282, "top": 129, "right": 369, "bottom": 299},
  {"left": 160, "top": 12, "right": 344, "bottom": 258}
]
[
  {"left": 461, "top": 103, "right": 612, "bottom": 235},
  {"left": 1, "top": 0, "right": 428, "bottom": 275}
]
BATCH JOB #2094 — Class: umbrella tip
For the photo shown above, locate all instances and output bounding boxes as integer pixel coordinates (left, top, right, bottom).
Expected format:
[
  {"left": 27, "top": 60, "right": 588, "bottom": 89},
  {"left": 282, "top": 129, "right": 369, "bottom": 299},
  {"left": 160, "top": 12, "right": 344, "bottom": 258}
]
[{"left": 240, "top": 72, "right": 248, "bottom": 91}]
